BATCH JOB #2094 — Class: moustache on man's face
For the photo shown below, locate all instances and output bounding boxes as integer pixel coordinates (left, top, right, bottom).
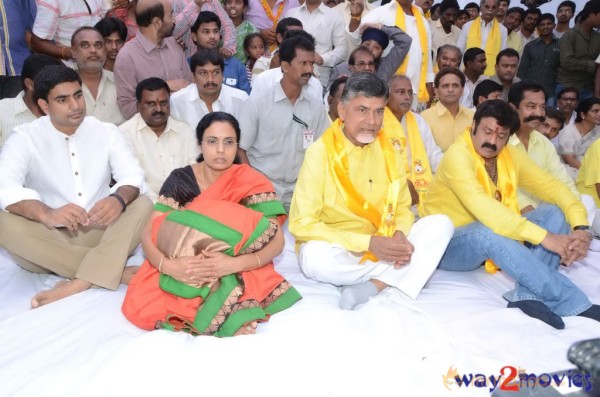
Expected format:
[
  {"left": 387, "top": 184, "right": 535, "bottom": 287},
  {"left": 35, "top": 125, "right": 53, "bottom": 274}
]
[{"left": 482, "top": 142, "right": 497, "bottom": 151}]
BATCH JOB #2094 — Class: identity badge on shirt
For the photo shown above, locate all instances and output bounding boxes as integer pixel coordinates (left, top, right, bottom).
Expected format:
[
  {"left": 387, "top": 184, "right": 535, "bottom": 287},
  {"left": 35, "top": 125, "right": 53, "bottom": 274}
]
[{"left": 303, "top": 129, "right": 314, "bottom": 149}]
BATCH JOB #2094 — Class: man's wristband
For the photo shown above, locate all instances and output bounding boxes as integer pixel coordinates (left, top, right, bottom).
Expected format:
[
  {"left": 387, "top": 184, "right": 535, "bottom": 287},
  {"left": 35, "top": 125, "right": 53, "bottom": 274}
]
[
  {"left": 110, "top": 193, "right": 127, "bottom": 212},
  {"left": 573, "top": 225, "right": 589, "bottom": 231}
]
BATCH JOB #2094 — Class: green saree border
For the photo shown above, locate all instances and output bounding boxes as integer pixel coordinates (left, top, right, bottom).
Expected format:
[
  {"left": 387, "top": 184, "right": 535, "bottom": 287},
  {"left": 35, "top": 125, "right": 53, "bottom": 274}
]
[
  {"left": 167, "top": 210, "right": 242, "bottom": 255},
  {"left": 154, "top": 202, "right": 173, "bottom": 213},
  {"left": 159, "top": 275, "right": 211, "bottom": 299},
  {"left": 214, "top": 307, "right": 265, "bottom": 337},
  {"left": 192, "top": 274, "right": 239, "bottom": 333},
  {"left": 265, "top": 287, "right": 302, "bottom": 316},
  {"left": 246, "top": 200, "right": 286, "bottom": 217}
]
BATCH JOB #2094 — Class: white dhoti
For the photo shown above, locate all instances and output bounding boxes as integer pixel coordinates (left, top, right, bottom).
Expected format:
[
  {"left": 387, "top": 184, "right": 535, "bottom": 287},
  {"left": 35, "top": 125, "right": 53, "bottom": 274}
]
[{"left": 298, "top": 214, "right": 454, "bottom": 300}]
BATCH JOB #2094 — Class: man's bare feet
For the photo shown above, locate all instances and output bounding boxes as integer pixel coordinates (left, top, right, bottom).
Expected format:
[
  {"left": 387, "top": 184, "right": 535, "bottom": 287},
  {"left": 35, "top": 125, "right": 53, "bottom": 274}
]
[
  {"left": 120, "top": 266, "right": 139, "bottom": 285},
  {"left": 234, "top": 321, "right": 258, "bottom": 336},
  {"left": 31, "top": 279, "right": 92, "bottom": 308}
]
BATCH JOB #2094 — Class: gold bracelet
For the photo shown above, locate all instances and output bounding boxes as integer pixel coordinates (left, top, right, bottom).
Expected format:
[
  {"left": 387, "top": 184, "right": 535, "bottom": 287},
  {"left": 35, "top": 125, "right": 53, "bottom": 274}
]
[
  {"left": 350, "top": 15, "right": 361, "bottom": 21},
  {"left": 61, "top": 47, "right": 66, "bottom": 59},
  {"left": 253, "top": 253, "right": 261, "bottom": 267},
  {"left": 158, "top": 256, "right": 165, "bottom": 273}
]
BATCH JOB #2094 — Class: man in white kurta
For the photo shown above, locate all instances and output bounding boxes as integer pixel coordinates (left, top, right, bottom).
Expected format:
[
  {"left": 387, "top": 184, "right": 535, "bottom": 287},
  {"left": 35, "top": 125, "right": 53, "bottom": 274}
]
[{"left": 119, "top": 77, "right": 198, "bottom": 201}]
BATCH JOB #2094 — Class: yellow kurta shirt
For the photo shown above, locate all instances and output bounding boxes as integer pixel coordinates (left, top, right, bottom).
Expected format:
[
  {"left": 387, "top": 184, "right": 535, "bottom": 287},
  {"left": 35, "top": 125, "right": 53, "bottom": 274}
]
[
  {"left": 420, "top": 102, "right": 474, "bottom": 152},
  {"left": 423, "top": 134, "right": 588, "bottom": 245},
  {"left": 576, "top": 138, "right": 600, "bottom": 207},
  {"left": 508, "top": 130, "right": 580, "bottom": 210},
  {"left": 289, "top": 130, "right": 414, "bottom": 253}
]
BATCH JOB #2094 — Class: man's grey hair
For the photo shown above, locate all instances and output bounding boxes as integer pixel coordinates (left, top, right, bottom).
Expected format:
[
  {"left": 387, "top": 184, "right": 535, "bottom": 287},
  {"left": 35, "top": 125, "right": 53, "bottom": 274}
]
[
  {"left": 341, "top": 72, "right": 388, "bottom": 103},
  {"left": 437, "top": 44, "right": 463, "bottom": 60}
]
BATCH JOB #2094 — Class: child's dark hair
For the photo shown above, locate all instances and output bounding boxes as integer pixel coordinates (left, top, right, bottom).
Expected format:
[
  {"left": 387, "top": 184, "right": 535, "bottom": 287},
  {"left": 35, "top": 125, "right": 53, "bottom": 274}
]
[{"left": 243, "top": 33, "right": 265, "bottom": 56}]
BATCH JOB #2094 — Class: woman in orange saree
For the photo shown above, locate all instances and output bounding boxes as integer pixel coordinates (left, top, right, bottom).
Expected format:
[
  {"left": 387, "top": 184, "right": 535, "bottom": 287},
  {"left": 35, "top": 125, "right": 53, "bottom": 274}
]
[{"left": 122, "top": 112, "right": 301, "bottom": 337}]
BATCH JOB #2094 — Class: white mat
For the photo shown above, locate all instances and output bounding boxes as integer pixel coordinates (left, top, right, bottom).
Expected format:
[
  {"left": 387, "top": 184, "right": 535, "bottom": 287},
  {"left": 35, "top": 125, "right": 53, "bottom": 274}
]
[{"left": 1, "top": 229, "right": 599, "bottom": 397}]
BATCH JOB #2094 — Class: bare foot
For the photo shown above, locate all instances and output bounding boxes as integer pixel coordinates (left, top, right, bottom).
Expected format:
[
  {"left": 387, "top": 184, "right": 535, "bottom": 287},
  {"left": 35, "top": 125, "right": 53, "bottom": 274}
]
[
  {"left": 234, "top": 321, "right": 258, "bottom": 336},
  {"left": 120, "top": 266, "right": 139, "bottom": 285},
  {"left": 31, "top": 279, "right": 92, "bottom": 308}
]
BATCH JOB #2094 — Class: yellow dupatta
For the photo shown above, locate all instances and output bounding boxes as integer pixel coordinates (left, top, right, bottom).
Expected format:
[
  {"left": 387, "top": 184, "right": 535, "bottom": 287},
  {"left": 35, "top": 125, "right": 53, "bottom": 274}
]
[
  {"left": 394, "top": 4, "right": 430, "bottom": 103},
  {"left": 321, "top": 119, "right": 403, "bottom": 263},
  {"left": 384, "top": 109, "right": 433, "bottom": 217},
  {"left": 466, "top": 17, "right": 501, "bottom": 76},
  {"left": 259, "top": 0, "right": 285, "bottom": 52},
  {"left": 462, "top": 129, "right": 520, "bottom": 273}
]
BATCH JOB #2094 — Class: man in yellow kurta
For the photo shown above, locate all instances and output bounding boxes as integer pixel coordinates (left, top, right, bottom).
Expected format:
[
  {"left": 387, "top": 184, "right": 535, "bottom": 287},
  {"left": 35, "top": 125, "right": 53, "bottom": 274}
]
[
  {"left": 386, "top": 75, "right": 443, "bottom": 216},
  {"left": 576, "top": 138, "right": 600, "bottom": 238},
  {"left": 289, "top": 72, "right": 454, "bottom": 310},
  {"left": 421, "top": 68, "right": 474, "bottom": 151},
  {"left": 423, "top": 99, "right": 599, "bottom": 329}
]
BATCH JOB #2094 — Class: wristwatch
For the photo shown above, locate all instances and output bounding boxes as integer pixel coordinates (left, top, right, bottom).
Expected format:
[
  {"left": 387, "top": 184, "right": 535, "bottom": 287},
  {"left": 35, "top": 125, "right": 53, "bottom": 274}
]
[{"left": 573, "top": 225, "right": 592, "bottom": 241}]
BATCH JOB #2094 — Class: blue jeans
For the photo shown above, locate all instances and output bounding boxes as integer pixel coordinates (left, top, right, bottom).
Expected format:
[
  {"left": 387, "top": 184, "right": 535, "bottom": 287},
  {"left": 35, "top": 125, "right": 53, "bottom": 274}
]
[{"left": 438, "top": 205, "right": 591, "bottom": 316}]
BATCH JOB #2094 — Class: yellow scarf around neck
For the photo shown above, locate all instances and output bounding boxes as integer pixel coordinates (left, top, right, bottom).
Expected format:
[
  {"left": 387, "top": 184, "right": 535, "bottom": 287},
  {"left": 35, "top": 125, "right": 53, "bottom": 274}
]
[
  {"left": 385, "top": 108, "right": 433, "bottom": 217},
  {"left": 321, "top": 119, "right": 403, "bottom": 263},
  {"left": 462, "top": 129, "right": 519, "bottom": 273},
  {"left": 395, "top": 4, "right": 430, "bottom": 103},
  {"left": 466, "top": 17, "right": 501, "bottom": 76}
]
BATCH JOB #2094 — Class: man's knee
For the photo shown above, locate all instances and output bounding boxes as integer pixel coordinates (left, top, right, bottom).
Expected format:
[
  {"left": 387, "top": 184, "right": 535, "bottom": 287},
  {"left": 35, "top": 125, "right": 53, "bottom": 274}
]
[
  {"left": 417, "top": 214, "right": 454, "bottom": 238},
  {"left": 298, "top": 240, "right": 341, "bottom": 282}
]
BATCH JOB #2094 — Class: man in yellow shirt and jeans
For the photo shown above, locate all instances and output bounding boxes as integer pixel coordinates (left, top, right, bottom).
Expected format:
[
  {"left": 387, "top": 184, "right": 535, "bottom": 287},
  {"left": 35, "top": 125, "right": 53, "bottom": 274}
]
[
  {"left": 423, "top": 99, "right": 599, "bottom": 329},
  {"left": 289, "top": 72, "right": 454, "bottom": 310}
]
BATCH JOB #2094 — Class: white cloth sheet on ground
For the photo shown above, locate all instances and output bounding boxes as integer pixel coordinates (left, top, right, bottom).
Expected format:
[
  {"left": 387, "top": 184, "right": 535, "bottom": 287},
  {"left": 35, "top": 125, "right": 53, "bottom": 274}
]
[{"left": 0, "top": 227, "right": 599, "bottom": 397}]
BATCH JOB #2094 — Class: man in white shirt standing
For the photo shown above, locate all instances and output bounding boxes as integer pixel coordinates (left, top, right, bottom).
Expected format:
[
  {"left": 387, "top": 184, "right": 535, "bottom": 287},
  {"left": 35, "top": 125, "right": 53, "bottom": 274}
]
[
  {"left": 170, "top": 49, "right": 248, "bottom": 129},
  {"left": 72, "top": 26, "right": 125, "bottom": 125},
  {"left": 0, "top": 54, "right": 62, "bottom": 148},
  {"left": 356, "top": 0, "right": 435, "bottom": 111},
  {"left": 0, "top": 66, "right": 152, "bottom": 308},
  {"left": 119, "top": 78, "right": 198, "bottom": 201},
  {"left": 285, "top": 0, "right": 348, "bottom": 87}
]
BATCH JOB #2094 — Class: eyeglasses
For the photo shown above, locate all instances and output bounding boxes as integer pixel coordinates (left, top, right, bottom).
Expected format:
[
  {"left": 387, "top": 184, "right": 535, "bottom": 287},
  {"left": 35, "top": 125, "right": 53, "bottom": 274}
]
[{"left": 202, "top": 137, "right": 238, "bottom": 148}]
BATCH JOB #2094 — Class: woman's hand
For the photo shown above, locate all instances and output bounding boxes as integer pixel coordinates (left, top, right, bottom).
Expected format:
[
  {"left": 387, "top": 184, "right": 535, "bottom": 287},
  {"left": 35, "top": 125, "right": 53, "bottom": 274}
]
[
  {"left": 195, "top": 251, "right": 241, "bottom": 278},
  {"left": 162, "top": 255, "right": 218, "bottom": 285}
]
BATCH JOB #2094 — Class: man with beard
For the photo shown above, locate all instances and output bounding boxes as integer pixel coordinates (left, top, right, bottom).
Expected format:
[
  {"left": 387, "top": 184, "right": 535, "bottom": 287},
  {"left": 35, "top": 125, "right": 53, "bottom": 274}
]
[
  {"left": 507, "top": 81, "right": 597, "bottom": 228},
  {"left": 72, "top": 27, "right": 124, "bottom": 125},
  {"left": 94, "top": 17, "right": 127, "bottom": 72},
  {"left": 495, "top": 0, "right": 508, "bottom": 22},
  {"left": 239, "top": 33, "right": 328, "bottom": 211},
  {"left": 114, "top": 0, "right": 193, "bottom": 120},
  {"left": 424, "top": 99, "right": 598, "bottom": 330},
  {"left": 518, "top": 8, "right": 541, "bottom": 46},
  {"left": 0, "top": 66, "right": 152, "bottom": 308},
  {"left": 119, "top": 78, "right": 198, "bottom": 201},
  {"left": 460, "top": 47, "right": 488, "bottom": 108},
  {"left": 518, "top": 14, "right": 560, "bottom": 106},
  {"left": 431, "top": 0, "right": 461, "bottom": 56},
  {"left": 503, "top": 7, "right": 524, "bottom": 55},
  {"left": 421, "top": 68, "right": 474, "bottom": 151},
  {"left": 457, "top": 0, "right": 507, "bottom": 77},
  {"left": 170, "top": 49, "right": 248, "bottom": 128},
  {"left": 554, "top": 1, "right": 575, "bottom": 39},
  {"left": 490, "top": 48, "right": 520, "bottom": 101}
]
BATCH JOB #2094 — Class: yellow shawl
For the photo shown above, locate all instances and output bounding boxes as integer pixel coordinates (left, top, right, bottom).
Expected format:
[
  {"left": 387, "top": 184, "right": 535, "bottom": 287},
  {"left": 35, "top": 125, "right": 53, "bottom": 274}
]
[
  {"left": 395, "top": 4, "right": 430, "bottom": 103},
  {"left": 385, "top": 108, "right": 433, "bottom": 217},
  {"left": 463, "top": 129, "right": 519, "bottom": 273},
  {"left": 321, "top": 119, "right": 403, "bottom": 262},
  {"left": 466, "top": 17, "right": 501, "bottom": 76}
]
